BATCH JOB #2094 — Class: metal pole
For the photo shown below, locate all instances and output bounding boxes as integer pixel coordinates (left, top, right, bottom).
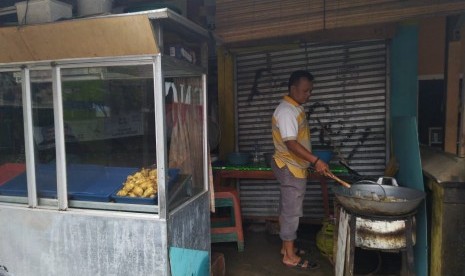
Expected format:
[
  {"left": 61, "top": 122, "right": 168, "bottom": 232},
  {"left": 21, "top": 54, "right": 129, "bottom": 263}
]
[
  {"left": 22, "top": 68, "right": 38, "bottom": 208},
  {"left": 202, "top": 73, "right": 208, "bottom": 192},
  {"left": 153, "top": 55, "right": 167, "bottom": 219},
  {"left": 52, "top": 65, "right": 68, "bottom": 210}
]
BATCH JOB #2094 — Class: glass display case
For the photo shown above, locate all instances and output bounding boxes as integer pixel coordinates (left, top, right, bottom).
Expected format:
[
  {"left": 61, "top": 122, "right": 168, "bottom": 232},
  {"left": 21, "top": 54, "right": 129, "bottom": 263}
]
[
  {"left": 0, "top": 15, "right": 208, "bottom": 214},
  {"left": 0, "top": 9, "right": 210, "bottom": 276}
]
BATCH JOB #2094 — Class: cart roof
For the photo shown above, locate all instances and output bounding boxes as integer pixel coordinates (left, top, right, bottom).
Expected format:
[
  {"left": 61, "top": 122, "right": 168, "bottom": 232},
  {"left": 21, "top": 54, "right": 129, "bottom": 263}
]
[{"left": 0, "top": 9, "right": 208, "bottom": 64}]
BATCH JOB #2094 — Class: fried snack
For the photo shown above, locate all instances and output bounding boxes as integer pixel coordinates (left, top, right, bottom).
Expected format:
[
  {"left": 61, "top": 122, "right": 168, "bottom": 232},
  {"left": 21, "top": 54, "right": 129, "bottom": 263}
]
[
  {"left": 116, "top": 168, "right": 158, "bottom": 199},
  {"left": 123, "top": 182, "right": 134, "bottom": 192},
  {"left": 132, "top": 186, "right": 144, "bottom": 196},
  {"left": 116, "top": 189, "right": 128, "bottom": 196},
  {"left": 143, "top": 187, "right": 154, "bottom": 198}
]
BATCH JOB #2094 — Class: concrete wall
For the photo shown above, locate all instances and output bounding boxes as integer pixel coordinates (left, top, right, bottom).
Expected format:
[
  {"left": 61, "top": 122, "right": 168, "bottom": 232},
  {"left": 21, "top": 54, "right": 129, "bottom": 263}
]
[
  {"left": 390, "top": 24, "right": 428, "bottom": 276},
  {"left": 167, "top": 192, "right": 210, "bottom": 275},
  {"left": 168, "top": 192, "right": 210, "bottom": 251},
  {"left": 0, "top": 206, "right": 168, "bottom": 276},
  {"left": 391, "top": 24, "right": 419, "bottom": 118}
]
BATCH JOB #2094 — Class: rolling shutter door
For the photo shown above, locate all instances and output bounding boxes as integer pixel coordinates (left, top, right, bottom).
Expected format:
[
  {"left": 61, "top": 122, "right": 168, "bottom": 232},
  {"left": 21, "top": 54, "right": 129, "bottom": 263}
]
[{"left": 235, "top": 40, "right": 388, "bottom": 219}]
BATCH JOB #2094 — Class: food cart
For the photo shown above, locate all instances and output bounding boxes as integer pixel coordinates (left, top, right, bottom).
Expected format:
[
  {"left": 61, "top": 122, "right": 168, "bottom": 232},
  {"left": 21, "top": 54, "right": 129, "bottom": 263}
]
[{"left": 0, "top": 9, "right": 210, "bottom": 275}]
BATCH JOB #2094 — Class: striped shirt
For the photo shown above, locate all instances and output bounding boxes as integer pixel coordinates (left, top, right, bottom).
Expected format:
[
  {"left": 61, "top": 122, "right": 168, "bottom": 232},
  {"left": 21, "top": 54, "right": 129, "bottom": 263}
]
[{"left": 272, "top": 95, "right": 312, "bottom": 178}]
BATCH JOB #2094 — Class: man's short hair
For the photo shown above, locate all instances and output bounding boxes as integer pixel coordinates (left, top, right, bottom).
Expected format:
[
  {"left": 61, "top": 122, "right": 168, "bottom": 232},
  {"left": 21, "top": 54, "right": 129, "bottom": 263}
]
[{"left": 288, "top": 70, "right": 314, "bottom": 91}]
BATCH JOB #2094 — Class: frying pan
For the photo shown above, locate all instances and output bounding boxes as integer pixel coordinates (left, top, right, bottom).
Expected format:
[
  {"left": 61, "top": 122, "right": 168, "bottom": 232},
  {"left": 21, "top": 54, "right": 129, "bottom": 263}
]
[
  {"left": 332, "top": 177, "right": 426, "bottom": 216},
  {"left": 314, "top": 122, "right": 425, "bottom": 215}
]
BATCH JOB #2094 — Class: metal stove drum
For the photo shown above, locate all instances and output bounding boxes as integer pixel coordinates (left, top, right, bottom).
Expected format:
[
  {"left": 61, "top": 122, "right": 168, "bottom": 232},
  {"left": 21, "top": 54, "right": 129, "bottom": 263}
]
[
  {"left": 332, "top": 177, "right": 425, "bottom": 276},
  {"left": 335, "top": 207, "right": 416, "bottom": 276}
]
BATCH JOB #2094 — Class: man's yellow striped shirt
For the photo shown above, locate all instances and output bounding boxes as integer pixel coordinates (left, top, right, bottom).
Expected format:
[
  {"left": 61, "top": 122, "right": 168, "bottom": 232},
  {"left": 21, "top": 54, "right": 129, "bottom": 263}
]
[{"left": 272, "top": 95, "right": 312, "bottom": 178}]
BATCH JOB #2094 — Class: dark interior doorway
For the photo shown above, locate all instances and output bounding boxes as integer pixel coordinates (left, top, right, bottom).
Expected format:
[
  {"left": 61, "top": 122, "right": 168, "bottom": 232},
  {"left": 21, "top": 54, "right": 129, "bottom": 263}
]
[{"left": 418, "top": 79, "right": 445, "bottom": 150}]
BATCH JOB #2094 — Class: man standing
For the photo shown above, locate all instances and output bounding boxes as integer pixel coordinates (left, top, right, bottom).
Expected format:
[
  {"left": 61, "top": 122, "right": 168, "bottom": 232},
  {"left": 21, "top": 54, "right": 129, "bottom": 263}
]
[{"left": 271, "top": 70, "right": 332, "bottom": 270}]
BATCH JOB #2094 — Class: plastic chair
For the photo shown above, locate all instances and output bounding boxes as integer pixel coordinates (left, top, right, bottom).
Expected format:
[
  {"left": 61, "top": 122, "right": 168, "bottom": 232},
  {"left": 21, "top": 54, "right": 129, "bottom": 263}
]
[{"left": 211, "top": 187, "right": 244, "bottom": 252}]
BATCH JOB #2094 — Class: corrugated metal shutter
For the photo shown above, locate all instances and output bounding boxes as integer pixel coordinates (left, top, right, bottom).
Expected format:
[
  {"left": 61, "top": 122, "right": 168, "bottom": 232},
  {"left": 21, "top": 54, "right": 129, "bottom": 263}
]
[{"left": 235, "top": 40, "right": 388, "bottom": 219}]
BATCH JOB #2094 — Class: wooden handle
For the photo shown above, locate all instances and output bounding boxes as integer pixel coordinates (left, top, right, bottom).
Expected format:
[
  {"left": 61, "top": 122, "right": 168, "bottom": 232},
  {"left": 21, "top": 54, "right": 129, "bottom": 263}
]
[{"left": 325, "top": 173, "right": 351, "bottom": 188}]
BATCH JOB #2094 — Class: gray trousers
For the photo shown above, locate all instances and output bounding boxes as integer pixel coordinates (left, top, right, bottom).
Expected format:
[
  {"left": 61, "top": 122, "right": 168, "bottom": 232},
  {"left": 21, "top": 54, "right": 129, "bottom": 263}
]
[{"left": 271, "top": 159, "right": 307, "bottom": 241}]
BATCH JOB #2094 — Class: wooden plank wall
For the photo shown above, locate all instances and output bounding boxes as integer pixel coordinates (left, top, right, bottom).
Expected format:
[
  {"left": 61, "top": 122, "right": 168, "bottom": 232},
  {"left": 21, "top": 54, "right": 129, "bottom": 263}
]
[
  {"left": 418, "top": 17, "right": 446, "bottom": 77},
  {"left": 216, "top": 0, "right": 465, "bottom": 45}
]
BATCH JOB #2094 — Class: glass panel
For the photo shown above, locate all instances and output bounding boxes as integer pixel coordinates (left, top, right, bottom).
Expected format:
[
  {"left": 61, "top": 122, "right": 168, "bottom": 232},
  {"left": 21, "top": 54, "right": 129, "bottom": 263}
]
[
  {"left": 30, "top": 70, "right": 58, "bottom": 201},
  {"left": 60, "top": 65, "right": 156, "bottom": 204},
  {"left": 0, "top": 71, "right": 27, "bottom": 200},
  {"left": 166, "top": 76, "right": 205, "bottom": 209}
]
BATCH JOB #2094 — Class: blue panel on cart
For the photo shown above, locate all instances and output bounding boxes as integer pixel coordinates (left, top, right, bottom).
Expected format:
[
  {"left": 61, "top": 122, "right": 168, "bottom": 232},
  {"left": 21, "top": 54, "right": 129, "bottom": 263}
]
[
  {"left": 0, "top": 172, "right": 27, "bottom": 196},
  {"left": 70, "top": 166, "right": 138, "bottom": 202},
  {"left": 0, "top": 164, "right": 138, "bottom": 202}
]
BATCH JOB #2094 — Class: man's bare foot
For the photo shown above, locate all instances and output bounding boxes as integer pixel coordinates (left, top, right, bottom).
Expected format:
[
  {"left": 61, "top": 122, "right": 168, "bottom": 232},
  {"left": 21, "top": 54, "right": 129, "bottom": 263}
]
[
  {"left": 282, "top": 256, "right": 309, "bottom": 269},
  {"left": 280, "top": 247, "right": 306, "bottom": 255},
  {"left": 282, "top": 244, "right": 301, "bottom": 266},
  {"left": 283, "top": 255, "right": 320, "bottom": 270}
]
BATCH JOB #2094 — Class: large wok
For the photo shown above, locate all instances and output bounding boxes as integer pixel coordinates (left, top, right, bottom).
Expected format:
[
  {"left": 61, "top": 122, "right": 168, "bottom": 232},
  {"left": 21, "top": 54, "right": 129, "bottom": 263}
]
[{"left": 332, "top": 177, "right": 426, "bottom": 216}]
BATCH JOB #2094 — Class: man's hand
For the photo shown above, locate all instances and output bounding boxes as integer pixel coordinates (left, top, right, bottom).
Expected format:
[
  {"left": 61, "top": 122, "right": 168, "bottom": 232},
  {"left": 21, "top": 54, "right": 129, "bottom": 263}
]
[{"left": 314, "top": 159, "right": 331, "bottom": 175}]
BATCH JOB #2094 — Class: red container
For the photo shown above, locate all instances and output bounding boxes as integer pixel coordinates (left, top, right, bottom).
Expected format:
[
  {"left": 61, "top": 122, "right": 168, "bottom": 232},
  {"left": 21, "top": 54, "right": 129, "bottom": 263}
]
[{"left": 0, "top": 163, "right": 26, "bottom": 186}]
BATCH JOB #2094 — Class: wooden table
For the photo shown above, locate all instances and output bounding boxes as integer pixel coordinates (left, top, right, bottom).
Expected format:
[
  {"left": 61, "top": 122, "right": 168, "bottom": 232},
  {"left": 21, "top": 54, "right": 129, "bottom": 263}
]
[{"left": 213, "top": 168, "right": 331, "bottom": 217}]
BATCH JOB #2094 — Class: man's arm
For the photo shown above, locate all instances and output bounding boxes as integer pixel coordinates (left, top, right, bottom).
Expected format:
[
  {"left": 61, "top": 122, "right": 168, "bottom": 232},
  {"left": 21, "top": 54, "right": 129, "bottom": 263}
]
[{"left": 284, "top": 140, "right": 331, "bottom": 175}]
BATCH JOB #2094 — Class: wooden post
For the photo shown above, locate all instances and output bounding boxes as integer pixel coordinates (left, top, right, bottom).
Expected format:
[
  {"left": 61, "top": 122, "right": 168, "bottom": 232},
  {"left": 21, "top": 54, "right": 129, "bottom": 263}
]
[
  {"left": 444, "top": 41, "right": 461, "bottom": 154},
  {"left": 217, "top": 47, "right": 236, "bottom": 160},
  {"left": 459, "top": 31, "right": 465, "bottom": 156}
]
